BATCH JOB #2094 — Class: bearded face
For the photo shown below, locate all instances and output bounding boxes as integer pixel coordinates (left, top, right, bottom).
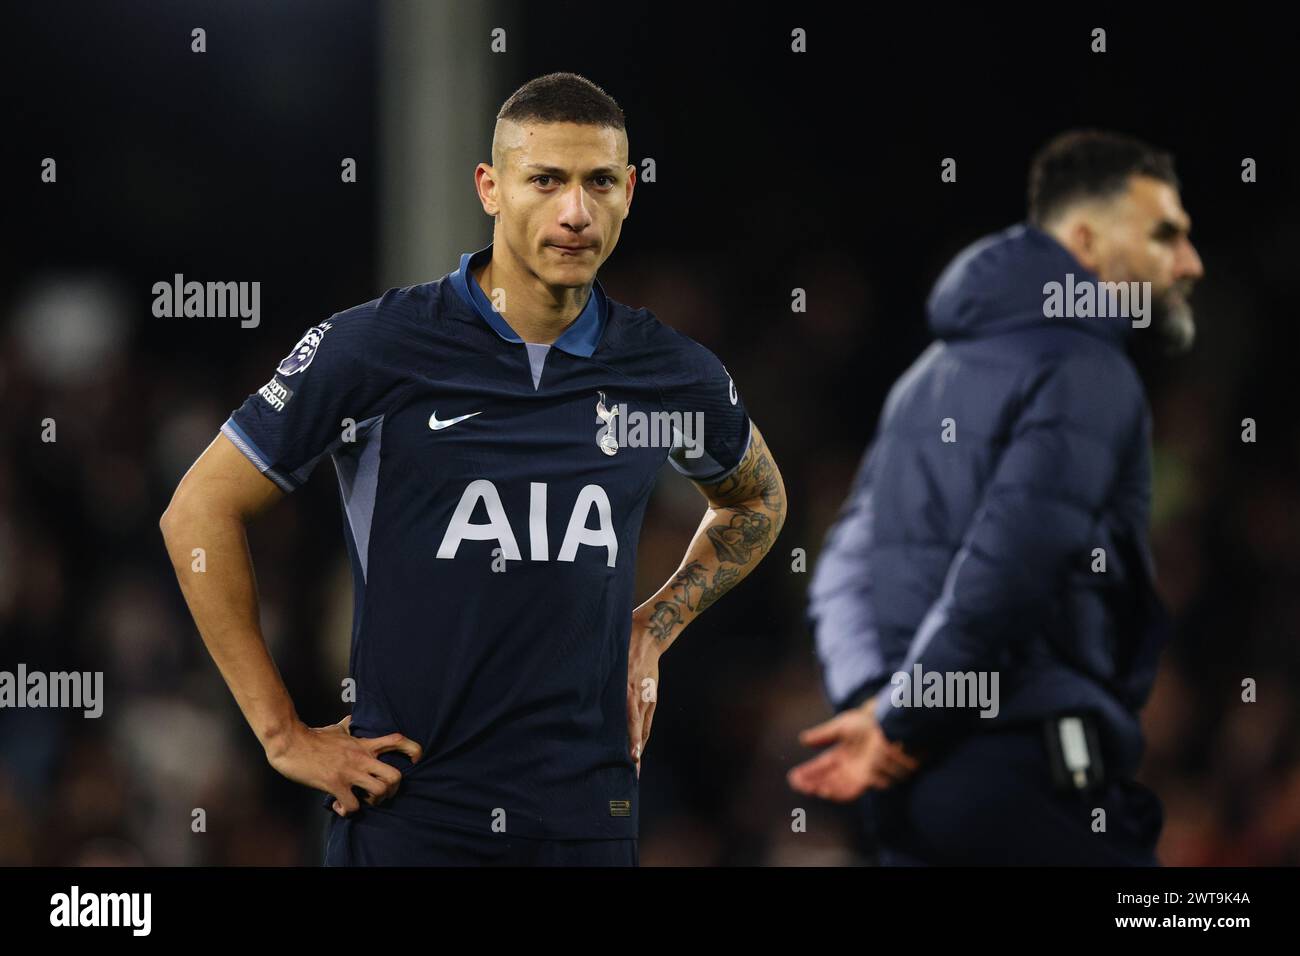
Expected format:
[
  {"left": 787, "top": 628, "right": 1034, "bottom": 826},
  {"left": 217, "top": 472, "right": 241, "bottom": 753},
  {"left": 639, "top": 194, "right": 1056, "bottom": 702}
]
[{"left": 1150, "top": 278, "right": 1197, "bottom": 354}]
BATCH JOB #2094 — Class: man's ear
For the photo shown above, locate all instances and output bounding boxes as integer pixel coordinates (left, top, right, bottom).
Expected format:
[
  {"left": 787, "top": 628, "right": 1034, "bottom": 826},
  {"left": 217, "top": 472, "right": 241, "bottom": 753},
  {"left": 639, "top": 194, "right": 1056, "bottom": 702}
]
[
  {"left": 1063, "top": 219, "right": 1104, "bottom": 274},
  {"left": 475, "top": 163, "right": 500, "bottom": 217}
]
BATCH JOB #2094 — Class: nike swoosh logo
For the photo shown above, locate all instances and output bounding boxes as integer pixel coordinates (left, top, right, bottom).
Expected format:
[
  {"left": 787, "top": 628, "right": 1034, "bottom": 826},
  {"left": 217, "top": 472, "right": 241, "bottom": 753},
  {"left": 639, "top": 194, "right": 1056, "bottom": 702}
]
[{"left": 428, "top": 410, "right": 482, "bottom": 431}]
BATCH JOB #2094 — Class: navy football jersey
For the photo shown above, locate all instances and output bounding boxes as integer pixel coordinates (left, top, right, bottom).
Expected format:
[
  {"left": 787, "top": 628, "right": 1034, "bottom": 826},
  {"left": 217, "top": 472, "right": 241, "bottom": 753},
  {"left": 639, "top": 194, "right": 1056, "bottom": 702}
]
[{"left": 222, "top": 242, "right": 751, "bottom": 838}]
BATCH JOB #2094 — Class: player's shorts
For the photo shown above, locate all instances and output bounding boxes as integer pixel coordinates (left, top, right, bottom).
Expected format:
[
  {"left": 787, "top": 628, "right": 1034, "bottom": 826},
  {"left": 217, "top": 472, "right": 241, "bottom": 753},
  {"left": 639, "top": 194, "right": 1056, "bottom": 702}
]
[{"left": 323, "top": 808, "right": 638, "bottom": 867}]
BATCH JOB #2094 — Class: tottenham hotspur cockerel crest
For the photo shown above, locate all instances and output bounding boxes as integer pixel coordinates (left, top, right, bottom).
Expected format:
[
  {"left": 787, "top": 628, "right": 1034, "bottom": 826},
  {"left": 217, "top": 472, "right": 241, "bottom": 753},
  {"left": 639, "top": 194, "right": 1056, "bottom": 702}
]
[{"left": 596, "top": 391, "right": 619, "bottom": 456}]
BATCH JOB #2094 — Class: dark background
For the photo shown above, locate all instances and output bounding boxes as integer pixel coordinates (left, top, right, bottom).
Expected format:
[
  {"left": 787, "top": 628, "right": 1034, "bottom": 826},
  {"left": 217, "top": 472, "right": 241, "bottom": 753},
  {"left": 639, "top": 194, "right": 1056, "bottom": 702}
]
[{"left": 2, "top": 3, "right": 1297, "bottom": 865}]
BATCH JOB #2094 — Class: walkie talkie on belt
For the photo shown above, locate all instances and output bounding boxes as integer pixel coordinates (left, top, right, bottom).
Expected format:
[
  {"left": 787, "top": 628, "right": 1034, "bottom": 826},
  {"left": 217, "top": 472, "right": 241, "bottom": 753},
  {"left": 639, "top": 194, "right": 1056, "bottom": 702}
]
[{"left": 1042, "top": 714, "right": 1106, "bottom": 792}]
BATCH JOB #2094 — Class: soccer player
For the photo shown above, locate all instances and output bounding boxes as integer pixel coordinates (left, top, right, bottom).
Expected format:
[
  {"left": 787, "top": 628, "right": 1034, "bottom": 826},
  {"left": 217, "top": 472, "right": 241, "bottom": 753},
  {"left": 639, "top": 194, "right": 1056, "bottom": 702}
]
[
  {"left": 790, "top": 130, "right": 1202, "bottom": 864},
  {"left": 159, "top": 72, "right": 786, "bottom": 866}
]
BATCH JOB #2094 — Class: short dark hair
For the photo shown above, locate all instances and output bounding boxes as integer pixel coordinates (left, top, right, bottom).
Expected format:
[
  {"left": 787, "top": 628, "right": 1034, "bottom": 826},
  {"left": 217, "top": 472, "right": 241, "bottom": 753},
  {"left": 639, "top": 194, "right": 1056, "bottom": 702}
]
[
  {"left": 1027, "top": 130, "right": 1179, "bottom": 227},
  {"left": 497, "top": 72, "right": 625, "bottom": 131}
]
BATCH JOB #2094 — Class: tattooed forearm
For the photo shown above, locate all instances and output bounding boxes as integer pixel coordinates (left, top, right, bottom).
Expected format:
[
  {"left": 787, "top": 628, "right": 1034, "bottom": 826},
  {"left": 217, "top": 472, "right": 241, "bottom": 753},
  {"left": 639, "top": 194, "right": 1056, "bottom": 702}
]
[
  {"left": 635, "top": 422, "right": 787, "bottom": 648},
  {"left": 645, "top": 597, "right": 685, "bottom": 643},
  {"left": 696, "top": 565, "right": 741, "bottom": 613},
  {"left": 644, "top": 560, "right": 743, "bottom": 643},
  {"left": 706, "top": 505, "right": 772, "bottom": 565},
  {"left": 645, "top": 561, "right": 707, "bottom": 641}
]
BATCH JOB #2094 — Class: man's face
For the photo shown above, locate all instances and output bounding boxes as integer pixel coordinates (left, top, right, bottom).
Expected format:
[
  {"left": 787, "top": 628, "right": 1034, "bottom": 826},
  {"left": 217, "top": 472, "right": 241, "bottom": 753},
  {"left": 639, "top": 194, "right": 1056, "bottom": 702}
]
[
  {"left": 476, "top": 120, "right": 634, "bottom": 289},
  {"left": 1087, "top": 174, "right": 1205, "bottom": 351}
]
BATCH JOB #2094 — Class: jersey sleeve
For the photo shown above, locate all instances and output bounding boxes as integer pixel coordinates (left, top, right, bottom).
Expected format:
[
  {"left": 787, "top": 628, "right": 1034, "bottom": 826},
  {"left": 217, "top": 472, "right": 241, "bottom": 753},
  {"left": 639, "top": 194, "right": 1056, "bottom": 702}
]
[
  {"left": 221, "top": 303, "right": 387, "bottom": 493},
  {"left": 663, "top": 342, "right": 752, "bottom": 483}
]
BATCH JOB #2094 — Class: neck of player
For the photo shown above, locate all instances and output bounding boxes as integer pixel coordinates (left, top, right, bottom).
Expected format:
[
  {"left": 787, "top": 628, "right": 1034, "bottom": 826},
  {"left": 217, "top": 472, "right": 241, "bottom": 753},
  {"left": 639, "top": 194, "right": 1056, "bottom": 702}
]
[{"left": 475, "top": 253, "right": 592, "bottom": 346}]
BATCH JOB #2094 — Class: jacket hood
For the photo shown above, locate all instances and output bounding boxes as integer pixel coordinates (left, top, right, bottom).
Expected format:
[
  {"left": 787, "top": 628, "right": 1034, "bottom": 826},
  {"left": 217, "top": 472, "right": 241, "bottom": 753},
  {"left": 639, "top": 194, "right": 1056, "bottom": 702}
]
[{"left": 927, "top": 222, "right": 1131, "bottom": 345}]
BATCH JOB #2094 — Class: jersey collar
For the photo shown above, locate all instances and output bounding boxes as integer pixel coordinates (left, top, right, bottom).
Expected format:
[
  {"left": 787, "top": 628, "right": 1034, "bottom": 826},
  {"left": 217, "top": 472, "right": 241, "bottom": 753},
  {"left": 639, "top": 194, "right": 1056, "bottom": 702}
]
[{"left": 449, "top": 242, "right": 608, "bottom": 357}]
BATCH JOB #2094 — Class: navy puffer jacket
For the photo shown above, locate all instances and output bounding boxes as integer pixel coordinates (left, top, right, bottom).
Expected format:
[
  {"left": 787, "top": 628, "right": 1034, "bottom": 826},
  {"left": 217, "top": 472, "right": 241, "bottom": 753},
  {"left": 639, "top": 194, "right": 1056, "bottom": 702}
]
[{"left": 808, "top": 222, "right": 1171, "bottom": 776}]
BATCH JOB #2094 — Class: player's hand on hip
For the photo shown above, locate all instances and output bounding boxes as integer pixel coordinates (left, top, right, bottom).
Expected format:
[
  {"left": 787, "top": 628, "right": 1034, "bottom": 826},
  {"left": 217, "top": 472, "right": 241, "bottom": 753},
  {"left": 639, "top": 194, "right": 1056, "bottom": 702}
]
[
  {"left": 264, "top": 714, "right": 423, "bottom": 816},
  {"left": 626, "top": 629, "right": 663, "bottom": 779},
  {"left": 787, "top": 696, "right": 920, "bottom": 801}
]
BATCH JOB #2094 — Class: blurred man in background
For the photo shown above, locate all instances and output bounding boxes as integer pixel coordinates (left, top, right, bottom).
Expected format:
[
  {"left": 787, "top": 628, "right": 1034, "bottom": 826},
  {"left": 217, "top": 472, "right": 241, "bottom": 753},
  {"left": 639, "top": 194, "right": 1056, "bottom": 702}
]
[{"left": 790, "top": 130, "right": 1203, "bottom": 864}]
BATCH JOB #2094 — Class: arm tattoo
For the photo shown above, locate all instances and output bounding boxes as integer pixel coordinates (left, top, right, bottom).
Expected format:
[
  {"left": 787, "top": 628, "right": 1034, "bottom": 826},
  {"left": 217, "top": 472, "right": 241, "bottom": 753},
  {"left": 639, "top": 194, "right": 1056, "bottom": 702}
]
[
  {"left": 703, "top": 424, "right": 785, "bottom": 515},
  {"left": 705, "top": 505, "right": 772, "bottom": 565},
  {"left": 642, "top": 423, "right": 787, "bottom": 645}
]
